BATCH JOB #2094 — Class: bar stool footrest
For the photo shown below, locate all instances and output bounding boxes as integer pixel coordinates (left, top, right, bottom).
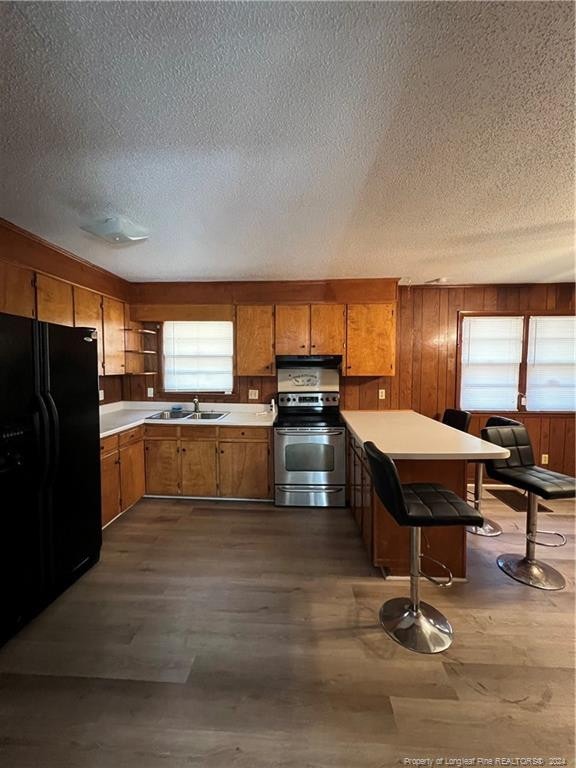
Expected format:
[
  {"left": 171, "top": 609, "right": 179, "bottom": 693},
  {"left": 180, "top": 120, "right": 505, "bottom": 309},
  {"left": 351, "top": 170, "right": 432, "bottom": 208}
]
[
  {"left": 526, "top": 530, "right": 567, "bottom": 548},
  {"left": 497, "top": 554, "right": 565, "bottom": 591},
  {"left": 379, "top": 597, "right": 453, "bottom": 654},
  {"left": 466, "top": 518, "right": 503, "bottom": 537},
  {"left": 420, "top": 554, "right": 453, "bottom": 588}
]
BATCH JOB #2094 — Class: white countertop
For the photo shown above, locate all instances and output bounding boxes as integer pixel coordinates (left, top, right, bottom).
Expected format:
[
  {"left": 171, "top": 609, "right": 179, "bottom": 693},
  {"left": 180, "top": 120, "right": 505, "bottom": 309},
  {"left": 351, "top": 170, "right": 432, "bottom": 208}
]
[
  {"left": 100, "top": 401, "right": 276, "bottom": 438},
  {"left": 342, "top": 410, "right": 510, "bottom": 460}
]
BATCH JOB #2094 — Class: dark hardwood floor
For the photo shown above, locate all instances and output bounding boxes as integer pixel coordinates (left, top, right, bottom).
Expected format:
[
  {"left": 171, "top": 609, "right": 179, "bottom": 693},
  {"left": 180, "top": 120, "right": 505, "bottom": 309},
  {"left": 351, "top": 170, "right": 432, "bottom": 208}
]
[{"left": 0, "top": 492, "right": 574, "bottom": 767}]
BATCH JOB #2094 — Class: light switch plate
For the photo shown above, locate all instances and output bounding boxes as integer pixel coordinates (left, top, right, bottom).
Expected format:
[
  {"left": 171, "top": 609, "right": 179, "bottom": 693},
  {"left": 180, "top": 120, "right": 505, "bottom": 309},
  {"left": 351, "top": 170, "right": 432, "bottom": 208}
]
[
  {"left": 98, "top": 389, "right": 105, "bottom": 402},
  {"left": 147, "top": 387, "right": 154, "bottom": 398},
  {"left": 378, "top": 389, "right": 386, "bottom": 400},
  {"left": 541, "top": 454, "right": 549, "bottom": 465},
  {"left": 248, "top": 389, "right": 259, "bottom": 400}
]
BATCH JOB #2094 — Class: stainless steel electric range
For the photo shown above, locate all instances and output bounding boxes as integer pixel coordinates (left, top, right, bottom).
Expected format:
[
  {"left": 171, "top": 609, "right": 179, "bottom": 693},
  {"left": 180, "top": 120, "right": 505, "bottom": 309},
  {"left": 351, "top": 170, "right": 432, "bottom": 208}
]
[{"left": 274, "top": 356, "right": 346, "bottom": 507}]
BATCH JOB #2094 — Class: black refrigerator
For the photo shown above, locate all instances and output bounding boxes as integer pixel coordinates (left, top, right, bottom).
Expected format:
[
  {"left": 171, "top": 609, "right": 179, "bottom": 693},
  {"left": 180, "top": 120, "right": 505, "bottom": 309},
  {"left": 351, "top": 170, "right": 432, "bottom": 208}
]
[{"left": 0, "top": 312, "right": 102, "bottom": 645}]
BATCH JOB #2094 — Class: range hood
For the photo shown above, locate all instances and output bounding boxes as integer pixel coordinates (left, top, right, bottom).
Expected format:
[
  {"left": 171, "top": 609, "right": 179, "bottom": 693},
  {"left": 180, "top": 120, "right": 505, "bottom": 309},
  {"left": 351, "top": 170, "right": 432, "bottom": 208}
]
[{"left": 275, "top": 355, "right": 342, "bottom": 369}]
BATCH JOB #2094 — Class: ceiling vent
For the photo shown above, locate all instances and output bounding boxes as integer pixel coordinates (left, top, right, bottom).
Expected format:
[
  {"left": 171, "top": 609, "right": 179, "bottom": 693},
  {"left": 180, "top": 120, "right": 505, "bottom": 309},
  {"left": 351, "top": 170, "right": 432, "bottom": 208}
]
[{"left": 80, "top": 216, "right": 148, "bottom": 244}]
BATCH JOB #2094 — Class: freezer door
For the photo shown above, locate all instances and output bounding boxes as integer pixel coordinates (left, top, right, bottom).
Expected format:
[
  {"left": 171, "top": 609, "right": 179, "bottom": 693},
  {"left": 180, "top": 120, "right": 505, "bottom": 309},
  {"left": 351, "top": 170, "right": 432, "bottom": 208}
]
[
  {"left": 0, "top": 313, "right": 48, "bottom": 643},
  {"left": 42, "top": 322, "right": 102, "bottom": 591}
]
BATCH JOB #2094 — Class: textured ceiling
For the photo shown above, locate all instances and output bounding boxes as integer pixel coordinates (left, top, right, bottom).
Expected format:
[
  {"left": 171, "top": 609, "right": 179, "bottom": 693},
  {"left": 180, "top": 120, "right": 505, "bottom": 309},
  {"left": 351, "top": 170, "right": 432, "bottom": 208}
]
[{"left": 0, "top": 1, "right": 574, "bottom": 284}]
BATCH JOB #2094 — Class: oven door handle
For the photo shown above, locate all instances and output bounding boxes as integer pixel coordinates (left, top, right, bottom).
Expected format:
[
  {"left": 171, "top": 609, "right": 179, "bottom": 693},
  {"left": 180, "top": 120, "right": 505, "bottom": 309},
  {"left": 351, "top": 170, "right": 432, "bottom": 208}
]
[
  {"left": 275, "top": 429, "right": 344, "bottom": 436},
  {"left": 277, "top": 486, "right": 344, "bottom": 493}
]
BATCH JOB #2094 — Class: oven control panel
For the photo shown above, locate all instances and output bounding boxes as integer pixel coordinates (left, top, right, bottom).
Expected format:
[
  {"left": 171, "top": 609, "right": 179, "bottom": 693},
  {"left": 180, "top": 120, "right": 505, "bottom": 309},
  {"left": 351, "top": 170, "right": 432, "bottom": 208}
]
[{"left": 278, "top": 392, "right": 340, "bottom": 407}]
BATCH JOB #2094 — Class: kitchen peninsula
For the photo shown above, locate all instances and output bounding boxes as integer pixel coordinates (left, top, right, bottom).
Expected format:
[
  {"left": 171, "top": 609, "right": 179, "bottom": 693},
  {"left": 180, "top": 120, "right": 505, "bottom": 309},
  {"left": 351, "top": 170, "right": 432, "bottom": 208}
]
[{"left": 342, "top": 410, "right": 510, "bottom": 577}]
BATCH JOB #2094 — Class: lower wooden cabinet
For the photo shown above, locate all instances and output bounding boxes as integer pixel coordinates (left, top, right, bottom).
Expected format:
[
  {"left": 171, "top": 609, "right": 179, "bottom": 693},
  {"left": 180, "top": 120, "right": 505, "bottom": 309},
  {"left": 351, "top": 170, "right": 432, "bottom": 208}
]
[
  {"left": 143, "top": 424, "right": 271, "bottom": 499},
  {"left": 119, "top": 440, "right": 146, "bottom": 510},
  {"left": 219, "top": 441, "right": 270, "bottom": 499},
  {"left": 100, "top": 427, "right": 145, "bottom": 527},
  {"left": 101, "top": 450, "right": 122, "bottom": 526},
  {"left": 181, "top": 440, "right": 218, "bottom": 496},
  {"left": 144, "top": 439, "right": 180, "bottom": 495}
]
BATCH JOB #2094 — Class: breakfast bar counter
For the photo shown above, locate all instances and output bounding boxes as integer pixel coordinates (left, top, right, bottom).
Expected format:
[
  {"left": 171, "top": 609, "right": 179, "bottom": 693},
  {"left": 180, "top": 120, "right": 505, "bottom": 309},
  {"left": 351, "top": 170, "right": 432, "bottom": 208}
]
[{"left": 341, "top": 410, "right": 510, "bottom": 577}]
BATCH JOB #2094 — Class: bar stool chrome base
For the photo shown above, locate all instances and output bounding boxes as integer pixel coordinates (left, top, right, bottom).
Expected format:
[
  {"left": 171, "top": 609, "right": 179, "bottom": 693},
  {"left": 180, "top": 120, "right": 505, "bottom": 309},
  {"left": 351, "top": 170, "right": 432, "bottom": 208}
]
[
  {"left": 466, "top": 518, "right": 503, "bottom": 537},
  {"left": 497, "top": 554, "right": 566, "bottom": 591},
  {"left": 379, "top": 598, "right": 453, "bottom": 654}
]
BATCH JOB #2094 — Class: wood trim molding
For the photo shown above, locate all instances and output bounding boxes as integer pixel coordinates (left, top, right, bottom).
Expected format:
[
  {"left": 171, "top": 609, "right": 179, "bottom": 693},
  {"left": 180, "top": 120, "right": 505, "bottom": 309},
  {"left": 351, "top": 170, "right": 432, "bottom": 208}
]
[
  {"left": 131, "top": 304, "right": 234, "bottom": 321},
  {"left": 128, "top": 278, "right": 399, "bottom": 305},
  {"left": 0, "top": 218, "right": 130, "bottom": 301}
]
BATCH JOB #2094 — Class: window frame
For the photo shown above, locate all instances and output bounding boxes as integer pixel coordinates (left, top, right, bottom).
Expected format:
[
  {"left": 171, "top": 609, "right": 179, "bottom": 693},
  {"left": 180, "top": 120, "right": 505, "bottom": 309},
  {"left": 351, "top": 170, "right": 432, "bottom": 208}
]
[
  {"left": 157, "top": 320, "right": 239, "bottom": 400},
  {"left": 456, "top": 310, "right": 575, "bottom": 415}
]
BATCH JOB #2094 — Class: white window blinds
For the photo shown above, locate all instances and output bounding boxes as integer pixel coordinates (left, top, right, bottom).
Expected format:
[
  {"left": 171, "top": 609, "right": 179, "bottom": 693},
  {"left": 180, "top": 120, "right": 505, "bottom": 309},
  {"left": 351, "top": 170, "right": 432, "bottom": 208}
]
[
  {"left": 526, "top": 316, "right": 576, "bottom": 412},
  {"left": 163, "top": 321, "right": 234, "bottom": 393},
  {"left": 460, "top": 316, "right": 524, "bottom": 411}
]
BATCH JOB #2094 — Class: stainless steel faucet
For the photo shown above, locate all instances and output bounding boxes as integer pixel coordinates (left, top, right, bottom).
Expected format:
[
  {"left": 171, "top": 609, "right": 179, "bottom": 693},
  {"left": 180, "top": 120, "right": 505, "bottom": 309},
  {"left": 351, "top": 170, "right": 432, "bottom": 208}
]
[{"left": 192, "top": 397, "right": 200, "bottom": 413}]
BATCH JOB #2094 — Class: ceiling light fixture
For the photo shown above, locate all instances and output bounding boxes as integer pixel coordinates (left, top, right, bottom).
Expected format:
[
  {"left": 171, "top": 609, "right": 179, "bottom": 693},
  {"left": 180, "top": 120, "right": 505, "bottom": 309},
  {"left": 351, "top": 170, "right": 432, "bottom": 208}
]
[{"left": 80, "top": 216, "right": 148, "bottom": 244}]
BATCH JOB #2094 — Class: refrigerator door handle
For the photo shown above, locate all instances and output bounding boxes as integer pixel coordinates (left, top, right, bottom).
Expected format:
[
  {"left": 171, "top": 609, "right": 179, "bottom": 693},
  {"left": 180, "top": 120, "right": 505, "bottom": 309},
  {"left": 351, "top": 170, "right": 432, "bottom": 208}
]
[
  {"left": 34, "top": 392, "right": 51, "bottom": 489},
  {"left": 45, "top": 391, "right": 60, "bottom": 485}
]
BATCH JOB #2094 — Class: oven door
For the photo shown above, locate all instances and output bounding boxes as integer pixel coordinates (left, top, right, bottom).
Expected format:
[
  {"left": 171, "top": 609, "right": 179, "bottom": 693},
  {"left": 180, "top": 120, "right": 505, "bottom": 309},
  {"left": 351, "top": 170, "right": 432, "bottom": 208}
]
[{"left": 274, "top": 427, "right": 346, "bottom": 486}]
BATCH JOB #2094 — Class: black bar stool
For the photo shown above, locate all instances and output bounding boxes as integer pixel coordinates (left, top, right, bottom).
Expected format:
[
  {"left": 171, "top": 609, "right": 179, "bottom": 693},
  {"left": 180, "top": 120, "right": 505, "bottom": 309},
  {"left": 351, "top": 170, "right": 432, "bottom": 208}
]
[
  {"left": 441, "top": 409, "right": 503, "bottom": 537},
  {"left": 481, "top": 421, "right": 575, "bottom": 591},
  {"left": 364, "top": 441, "right": 484, "bottom": 654},
  {"left": 466, "top": 415, "right": 523, "bottom": 538}
]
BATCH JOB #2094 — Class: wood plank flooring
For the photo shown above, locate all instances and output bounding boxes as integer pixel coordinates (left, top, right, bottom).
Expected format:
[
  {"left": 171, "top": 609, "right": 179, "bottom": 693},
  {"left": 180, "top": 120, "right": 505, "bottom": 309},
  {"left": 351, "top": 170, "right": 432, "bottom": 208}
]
[{"left": 0, "top": 491, "right": 574, "bottom": 767}]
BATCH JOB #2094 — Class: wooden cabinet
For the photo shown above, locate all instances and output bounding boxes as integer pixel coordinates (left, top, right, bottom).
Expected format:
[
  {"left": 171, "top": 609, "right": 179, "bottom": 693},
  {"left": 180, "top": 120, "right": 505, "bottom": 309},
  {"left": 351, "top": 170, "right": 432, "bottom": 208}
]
[
  {"left": 236, "top": 305, "right": 275, "bottom": 376},
  {"left": 100, "top": 428, "right": 145, "bottom": 527},
  {"left": 219, "top": 441, "right": 270, "bottom": 499},
  {"left": 36, "top": 274, "right": 74, "bottom": 326},
  {"left": 0, "top": 261, "right": 35, "bottom": 318},
  {"left": 100, "top": 449, "right": 122, "bottom": 526},
  {"left": 143, "top": 423, "right": 271, "bottom": 499},
  {"left": 119, "top": 439, "right": 146, "bottom": 511},
  {"left": 275, "top": 305, "right": 310, "bottom": 355},
  {"left": 102, "top": 297, "right": 126, "bottom": 375},
  {"left": 346, "top": 303, "right": 396, "bottom": 376},
  {"left": 275, "top": 303, "right": 346, "bottom": 358},
  {"left": 74, "top": 286, "right": 104, "bottom": 374},
  {"left": 310, "top": 304, "right": 346, "bottom": 356},
  {"left": 181, "top": 440, "right": 218, "bottom": 496},
  {"left": 145, "top": 439, "right": 180, "bottom": 495}
]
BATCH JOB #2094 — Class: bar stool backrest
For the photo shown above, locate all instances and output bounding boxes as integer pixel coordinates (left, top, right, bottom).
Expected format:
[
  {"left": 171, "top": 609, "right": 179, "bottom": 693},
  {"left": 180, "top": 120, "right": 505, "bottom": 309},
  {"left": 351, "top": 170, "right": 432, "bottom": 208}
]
[
  {"left": 442, "top": 409, "right": 471, "bottom": 433},
  {"left": 481, "top": 423, "right": 535, "bottom": 472},
  {"left": 364, "top": 442, "right": 409, "bottom": 526},
  {"left": 485, "top": 416, "right": 522, "bottom": 428}
]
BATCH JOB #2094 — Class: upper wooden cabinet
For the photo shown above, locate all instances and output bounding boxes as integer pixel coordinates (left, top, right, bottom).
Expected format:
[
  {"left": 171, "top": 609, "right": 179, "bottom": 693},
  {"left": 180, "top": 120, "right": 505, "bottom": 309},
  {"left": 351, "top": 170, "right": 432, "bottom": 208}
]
[
  {"left": 276, "top": 303, "right": 346, "bottom": 358},
  {"left": 36, "top": 274, "right": 74, "bottom": 326},
  {"left": 310, "top": 304, "right": 346, "bottom": 356},
  {"left": 102, "top": 297, "right": 126, "bottom": 375},
  {"left": 346, "top": 303, "right": 396, "bottom": 376},
  {"left": 236, "top": 305, "right": 275, "bottom": 376},
  {"left": 74, "top": 286, "right": 104, "bottom": 374},
  {"left": 0, "top": 261, "right": 35, "bottom": 318},
  {"left": 275, "top": 305, "right": 310, "bottom": 355}
]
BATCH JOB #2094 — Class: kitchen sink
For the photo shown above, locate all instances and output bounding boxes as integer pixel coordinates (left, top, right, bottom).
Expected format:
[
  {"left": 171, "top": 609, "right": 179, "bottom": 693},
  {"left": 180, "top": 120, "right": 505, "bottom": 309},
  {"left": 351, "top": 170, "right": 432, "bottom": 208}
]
[
  {"left": 148, "top": 410, "right": 229, "bottom": 421},
  {"left": 187, "top": 412, "right": 229, "bottom": 421}
]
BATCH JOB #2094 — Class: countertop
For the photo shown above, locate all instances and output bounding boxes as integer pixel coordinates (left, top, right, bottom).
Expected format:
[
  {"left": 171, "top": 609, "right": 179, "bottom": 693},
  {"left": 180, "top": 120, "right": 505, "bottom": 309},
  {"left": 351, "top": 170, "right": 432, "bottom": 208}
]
[
  {"left": 100, "top": 401, "right": 276, "bottom": 438},
  {"left": 341, "top": 409, "right": 510, "bottom": 460}
]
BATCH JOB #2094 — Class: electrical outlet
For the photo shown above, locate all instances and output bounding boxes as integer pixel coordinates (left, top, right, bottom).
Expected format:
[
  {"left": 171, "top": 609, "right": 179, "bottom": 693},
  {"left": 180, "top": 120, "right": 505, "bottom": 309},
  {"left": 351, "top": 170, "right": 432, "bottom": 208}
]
[
  {"left": 147, "top": 387, "right": 154, "bottom": 398},
  {"left": 378, "top": 389, "right": 386, "bottom": 400},
  {"left": 98, "top": 389, "right": 105, "bottom": 402},
  {"left": 248, "top": 389, "right": 259, "bottom": 400},
  {"left": 541, "top": 454, "right": 549, "bottom": 465}
]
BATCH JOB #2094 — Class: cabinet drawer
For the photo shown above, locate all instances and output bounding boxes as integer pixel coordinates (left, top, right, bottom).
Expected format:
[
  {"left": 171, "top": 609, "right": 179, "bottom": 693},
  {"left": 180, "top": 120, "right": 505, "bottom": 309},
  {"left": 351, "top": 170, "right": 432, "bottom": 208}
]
[
  {"left": 144, "top": 425, "right": 179, "bottom": 438},
  {"left": 118, "top": 425, "right": 144, "bottom": 447},
  {"left": 218, "top": 426, "right": 270, "bottom": 441},
  {"left": 100, "top": 434, "right": 119, "bottom": 456},
  {"left": 179, "top": 425, "right": 218, "bottom": 440}
]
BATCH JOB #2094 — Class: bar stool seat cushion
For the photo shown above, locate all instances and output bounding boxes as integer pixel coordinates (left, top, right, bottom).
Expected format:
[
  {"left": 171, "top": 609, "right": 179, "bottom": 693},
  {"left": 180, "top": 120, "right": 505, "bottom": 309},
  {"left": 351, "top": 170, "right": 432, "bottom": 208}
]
[
  {"left": 484, "top": 465, "right": 576, "bottom": 500},
  {"left": 403, "top": 483, "right": 484, "bottom": 527}
]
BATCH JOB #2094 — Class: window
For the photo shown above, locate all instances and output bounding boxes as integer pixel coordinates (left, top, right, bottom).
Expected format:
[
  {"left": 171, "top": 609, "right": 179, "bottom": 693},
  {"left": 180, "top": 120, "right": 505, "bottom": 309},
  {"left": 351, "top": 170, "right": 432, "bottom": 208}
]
[
  {"left": 526, "top": 316, "right": 576, "bottom": 412},
  {"left": 460, "top": 314, "right": 575, "bottom": 413},
  {"left": 162, "top": 321, "right": 234, "bottom": 393}
]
